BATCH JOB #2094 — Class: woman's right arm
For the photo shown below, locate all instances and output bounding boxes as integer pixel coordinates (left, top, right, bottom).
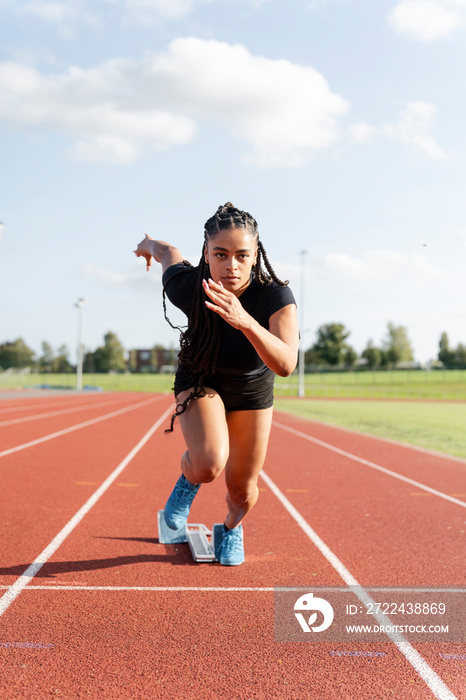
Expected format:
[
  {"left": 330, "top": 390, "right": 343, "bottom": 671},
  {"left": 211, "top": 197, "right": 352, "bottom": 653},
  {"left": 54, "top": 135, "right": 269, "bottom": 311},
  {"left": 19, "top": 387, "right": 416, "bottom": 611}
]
[{"left": 133, "top": 234, "right": 184, "bottom": 274}]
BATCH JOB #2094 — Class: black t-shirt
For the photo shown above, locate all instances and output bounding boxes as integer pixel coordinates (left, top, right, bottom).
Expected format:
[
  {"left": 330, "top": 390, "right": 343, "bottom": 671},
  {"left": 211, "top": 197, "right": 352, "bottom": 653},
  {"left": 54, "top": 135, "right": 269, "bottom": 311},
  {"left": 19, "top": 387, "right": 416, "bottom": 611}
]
[{"left": 162, "top": 263, "right": 296, "bottom": 380}]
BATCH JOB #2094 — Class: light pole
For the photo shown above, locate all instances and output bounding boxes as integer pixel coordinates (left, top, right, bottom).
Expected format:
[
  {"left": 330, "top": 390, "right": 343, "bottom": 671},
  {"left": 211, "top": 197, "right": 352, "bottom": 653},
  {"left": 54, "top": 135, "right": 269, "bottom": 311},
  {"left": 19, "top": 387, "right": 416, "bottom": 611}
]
[
  {"left": 75, "top": 298, "right": 86, "bottom": 391},
  {"left": 298, "top": 250, "right": 307, "bottom": 398}
]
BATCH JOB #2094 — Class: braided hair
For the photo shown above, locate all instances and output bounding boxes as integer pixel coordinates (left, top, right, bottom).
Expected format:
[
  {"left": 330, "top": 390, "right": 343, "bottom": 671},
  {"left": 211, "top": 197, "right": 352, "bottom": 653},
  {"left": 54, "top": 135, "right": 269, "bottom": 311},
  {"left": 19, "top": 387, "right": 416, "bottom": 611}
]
[{"left": 164, "top": 202, "right": 288, "bottom": 432}]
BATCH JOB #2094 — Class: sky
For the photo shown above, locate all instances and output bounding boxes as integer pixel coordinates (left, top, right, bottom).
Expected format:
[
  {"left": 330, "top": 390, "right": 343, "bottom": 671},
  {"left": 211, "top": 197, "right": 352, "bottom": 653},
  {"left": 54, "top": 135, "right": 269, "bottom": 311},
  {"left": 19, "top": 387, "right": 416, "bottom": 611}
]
[{"left": 1, "top": 0, "right": 465, "bottom": 366}]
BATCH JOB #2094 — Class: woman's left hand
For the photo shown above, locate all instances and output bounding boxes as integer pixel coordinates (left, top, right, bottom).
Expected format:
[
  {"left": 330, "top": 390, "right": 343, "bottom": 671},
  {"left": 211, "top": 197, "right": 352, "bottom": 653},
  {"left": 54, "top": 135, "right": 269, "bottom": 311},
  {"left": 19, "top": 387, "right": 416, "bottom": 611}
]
[{"left": 202, "top": 279, "right": 251, "bottom": 330}]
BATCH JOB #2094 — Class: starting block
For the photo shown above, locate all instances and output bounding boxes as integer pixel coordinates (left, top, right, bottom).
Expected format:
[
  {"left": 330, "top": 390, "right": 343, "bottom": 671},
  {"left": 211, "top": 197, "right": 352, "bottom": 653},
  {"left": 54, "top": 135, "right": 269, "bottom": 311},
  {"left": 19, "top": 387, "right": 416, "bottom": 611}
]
[{"left": 158, "top": 510, "right": 223, "bottom": 563}]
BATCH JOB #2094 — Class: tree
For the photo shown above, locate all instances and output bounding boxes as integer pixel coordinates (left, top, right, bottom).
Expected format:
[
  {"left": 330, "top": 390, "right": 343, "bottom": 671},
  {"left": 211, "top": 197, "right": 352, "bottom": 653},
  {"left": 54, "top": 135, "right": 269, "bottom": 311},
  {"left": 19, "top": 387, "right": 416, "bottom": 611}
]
[
  {"left": 382, "top": 322, "right": 414, "bottom": 366},
  {"left": 343, "top": 345, "right": 358, "bottom": 369},
  {"left": 456, "top": 344, "right": 466, "bottom": 368},
  {"left": 304, "top": 346, "right": 324, "bottom": 368},
  {"left": 361, "top": 340, "right": 382, "bottom": 370},
  {"left": 310, "top": 323, "right": 352, "bottom": 367},
  {"left": 52, "top": 344, "right": 73, "bottom": 373},
  {"left": 0, "top": 338, "right": 35, "bottom": 369},
  {"left": 438, "top": 332, "right": 455, "bottom": 367},
  {"left": 38, "top": 341, "right": 54, "bottom": 373},
  {"left": 83, "top": 349, "right": 96, "bottom": 373},
  {"left": 93, "top": 332, "right": 126, "bottom": 372},
  {"left": 439, "top": 333, "right": 466, "bottom": 368}
]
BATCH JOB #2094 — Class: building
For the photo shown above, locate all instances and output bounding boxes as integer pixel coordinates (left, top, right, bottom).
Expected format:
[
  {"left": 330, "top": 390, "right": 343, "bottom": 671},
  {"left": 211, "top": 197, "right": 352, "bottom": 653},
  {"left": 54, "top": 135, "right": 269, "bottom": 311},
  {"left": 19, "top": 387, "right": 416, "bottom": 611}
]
[{"left": 129, "top": 347, "right": 177, "bottom": 374}]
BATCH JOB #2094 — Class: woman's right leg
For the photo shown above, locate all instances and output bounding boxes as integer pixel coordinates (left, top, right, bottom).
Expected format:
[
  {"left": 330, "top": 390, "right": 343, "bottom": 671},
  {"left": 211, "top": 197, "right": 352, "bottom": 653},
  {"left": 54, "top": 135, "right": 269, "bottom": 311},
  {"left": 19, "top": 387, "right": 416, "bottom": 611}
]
[
  {"left": 163, "top": 387, "right": 230, "bottom": 530},
  {"left": 177, "top": 387, "right": 230, "bottom": 484}
]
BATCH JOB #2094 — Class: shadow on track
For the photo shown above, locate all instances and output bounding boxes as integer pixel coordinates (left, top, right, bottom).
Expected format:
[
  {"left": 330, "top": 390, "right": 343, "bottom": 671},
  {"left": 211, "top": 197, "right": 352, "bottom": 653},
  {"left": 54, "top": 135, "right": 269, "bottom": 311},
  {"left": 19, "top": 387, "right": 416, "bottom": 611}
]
[
  {"left": 96, "top": 536, "right": 159, "bottom": 545},
  {"left": 0, "top": 548, "right": 201, "bottom": 578}
]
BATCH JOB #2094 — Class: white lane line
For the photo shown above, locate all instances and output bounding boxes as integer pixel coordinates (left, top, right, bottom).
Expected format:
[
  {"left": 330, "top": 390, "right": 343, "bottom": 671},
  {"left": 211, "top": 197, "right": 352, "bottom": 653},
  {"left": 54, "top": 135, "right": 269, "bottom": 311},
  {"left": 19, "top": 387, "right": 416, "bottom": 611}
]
[
  {"left": 0, "top": 586, "right": 462, "bottom": 592},
  {"left": 0, "top": 398, "right": 101, "bottom": 415},
  {"left": 0, "top": 392, "right": 115, "bottom": 412},
  {"left": 278, "top": 414, "right": 466, "bottom": 466},
  {"left": 0, "top": 586, "right": 277, "bottom": 592},
  {"left": 0, "top": 395, "right": 168, "bottom": 459},
  {"left": 274, "top": 421, "right": 466, "bottom": 509},
  {"left": 0, "top": 405, "right": 173, "bottom": 618},
  {"left": 0, "top": 397, "right": 127, "bottom": 427},
  {"left": 260, "top": 469, "right": 458, "bottom": 700}
]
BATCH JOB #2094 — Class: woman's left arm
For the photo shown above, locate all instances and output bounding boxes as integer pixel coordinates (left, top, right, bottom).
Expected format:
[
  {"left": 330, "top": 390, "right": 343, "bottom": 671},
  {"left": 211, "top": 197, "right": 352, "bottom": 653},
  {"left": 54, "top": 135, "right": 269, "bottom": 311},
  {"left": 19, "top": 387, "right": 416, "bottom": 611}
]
[{"left": 203, "top": 279, "right": 299, "bottom": 377}]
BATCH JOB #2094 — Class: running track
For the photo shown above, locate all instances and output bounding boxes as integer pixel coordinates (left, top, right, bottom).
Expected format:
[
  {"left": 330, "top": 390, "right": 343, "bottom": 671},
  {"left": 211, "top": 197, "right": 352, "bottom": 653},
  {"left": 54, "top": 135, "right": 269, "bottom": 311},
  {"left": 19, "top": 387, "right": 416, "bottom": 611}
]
[{"left": 0, "top": 391, "right": 464, "bottom": 699}]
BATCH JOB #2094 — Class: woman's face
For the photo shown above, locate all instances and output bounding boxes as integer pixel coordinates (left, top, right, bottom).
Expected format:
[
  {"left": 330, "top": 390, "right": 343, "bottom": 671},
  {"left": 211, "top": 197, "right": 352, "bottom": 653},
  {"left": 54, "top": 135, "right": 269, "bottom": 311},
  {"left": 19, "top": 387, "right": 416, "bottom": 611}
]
[{"left": 205, "top": 227, "right": 257, "bottom": 297}]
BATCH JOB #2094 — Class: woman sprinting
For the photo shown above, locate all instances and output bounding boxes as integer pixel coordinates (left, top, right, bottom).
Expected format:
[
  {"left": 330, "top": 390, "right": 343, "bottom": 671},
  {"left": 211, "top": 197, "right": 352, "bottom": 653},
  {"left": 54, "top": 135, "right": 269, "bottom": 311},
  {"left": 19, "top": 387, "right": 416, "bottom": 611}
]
[{"left": 134, "top": 203, "right": 299, "bottom": 566}]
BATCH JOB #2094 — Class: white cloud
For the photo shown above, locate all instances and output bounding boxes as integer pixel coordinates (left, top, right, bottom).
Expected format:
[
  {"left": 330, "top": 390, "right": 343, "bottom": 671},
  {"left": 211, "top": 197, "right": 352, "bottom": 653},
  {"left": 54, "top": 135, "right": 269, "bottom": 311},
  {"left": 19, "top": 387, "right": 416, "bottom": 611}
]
[
  {"left": 324, "top": 249, "right": 444, "bottom": 286},
  {"left": 4, "top": 0, "right": 283, "bottom": 28},
  {"left": 387, "top": 101, "right": 447, "bottom": 159},
  {"left": 17, "top": 0, "right": 100, "bottom": 35},
  {"left": 410, "top": 252, "right": 446, "bottom": 282},
  {"left": 349, "top": 101, "right": 446, "bottom": 159},
  {"left": 82, "top": 260, "right": 162, "bottom": 291},
  {"left": 388, "top": 0, "right": 465, "bottom": 41},
  {"left": 325, "top": 250, "right": 408, "bottom": 283},
  {"left": 348, "top": 122, "right": 375, "bottom": 143},
  {"left": 150, "top": 38, "right": 349, "bottom": 166},
  {"left": 0, "top": 38, "right": 349, "bottom": 167},
  {"left": 123, "top": 0, "right": 201, "bottom": 23},
  {"left": 4, "top": 0, "right": 190, "bottom": 30},
  {"left": 121, "top": 0, "right": 277, "bottom": 25},
  {"left": 68, "top": 136, "right": 137, "bottom": 164},
  {"left": 0, "top": 58, "right": 197, "bottom": 164},
  {"left": 20, "top": 1, "right": 78, "bottom": 23}
]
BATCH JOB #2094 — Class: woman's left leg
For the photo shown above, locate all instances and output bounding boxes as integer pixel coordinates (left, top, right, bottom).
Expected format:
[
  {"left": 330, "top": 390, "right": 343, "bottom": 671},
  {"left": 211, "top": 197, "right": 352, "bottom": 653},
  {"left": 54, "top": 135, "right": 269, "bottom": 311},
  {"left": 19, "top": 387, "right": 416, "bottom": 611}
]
[{"left": 223, "top": 407, "right": 274, "bottom": 530}]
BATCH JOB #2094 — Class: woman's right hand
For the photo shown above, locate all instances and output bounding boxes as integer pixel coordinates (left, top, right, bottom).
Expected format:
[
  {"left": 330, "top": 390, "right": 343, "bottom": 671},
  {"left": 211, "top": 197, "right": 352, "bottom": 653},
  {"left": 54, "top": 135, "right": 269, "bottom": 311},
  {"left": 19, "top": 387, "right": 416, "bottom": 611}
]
[
  {"left": 134, "top": 236, "right": 184, "bottom": 274},
  {"left": 133, "top": 234, "right": 156, "bottom": 271}
]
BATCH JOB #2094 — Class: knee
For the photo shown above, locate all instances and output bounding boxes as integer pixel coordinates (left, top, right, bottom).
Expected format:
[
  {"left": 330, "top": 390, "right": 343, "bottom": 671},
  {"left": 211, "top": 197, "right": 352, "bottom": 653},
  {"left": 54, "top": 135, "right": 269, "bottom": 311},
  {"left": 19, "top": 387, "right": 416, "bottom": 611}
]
[
  {"left": 195, "top": 463, "right": 222, "bottom": 483},
  {"left": 226, "top": 477, "right": 258, "bottom": 506},
  {"left": 188, "top": 448, "right": 228, "bottom": 483}
]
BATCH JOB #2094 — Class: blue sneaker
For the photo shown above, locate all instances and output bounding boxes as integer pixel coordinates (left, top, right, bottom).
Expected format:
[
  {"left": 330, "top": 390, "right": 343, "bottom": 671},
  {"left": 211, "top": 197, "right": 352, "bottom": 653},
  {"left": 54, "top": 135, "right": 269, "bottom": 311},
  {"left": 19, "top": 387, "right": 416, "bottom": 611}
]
[
  {"left": 164, "top": 474, "right": 200, "bottom": 531},
  {"left": 215, "top": 525, "right": 244, "bottom": 566}
]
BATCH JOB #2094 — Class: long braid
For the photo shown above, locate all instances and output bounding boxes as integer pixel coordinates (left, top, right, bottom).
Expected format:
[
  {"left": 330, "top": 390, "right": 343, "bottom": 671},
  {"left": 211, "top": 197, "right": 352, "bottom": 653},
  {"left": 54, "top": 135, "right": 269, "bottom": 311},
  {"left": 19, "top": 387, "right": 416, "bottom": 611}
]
[
  {"left": 163, "top": 252, "right": 221, "bottom": 433},
  {"left": 164, "top": 203, "right": 288, "bottom": 432},
  {"left": 162, "top": 259, "right": 194, "bottom": 333},
  {"left": 178, "top": 254, "right": 221, "bottom": 376},
  {"left": 255, "top": 240, "right": 288, "bottom": 287}
]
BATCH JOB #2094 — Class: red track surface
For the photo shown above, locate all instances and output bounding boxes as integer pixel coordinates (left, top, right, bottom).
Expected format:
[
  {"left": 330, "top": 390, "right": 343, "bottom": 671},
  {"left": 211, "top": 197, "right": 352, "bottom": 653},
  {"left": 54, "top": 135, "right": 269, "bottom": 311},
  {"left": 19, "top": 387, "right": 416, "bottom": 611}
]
[{"left": 0, "top": 391, "right": 464, "bottom": 699}]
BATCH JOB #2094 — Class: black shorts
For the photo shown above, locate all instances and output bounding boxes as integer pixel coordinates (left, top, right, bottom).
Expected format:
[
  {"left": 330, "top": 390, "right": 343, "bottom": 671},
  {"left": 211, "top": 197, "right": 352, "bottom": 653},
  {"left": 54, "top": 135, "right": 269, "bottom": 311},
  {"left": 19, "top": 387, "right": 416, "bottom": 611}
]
[{"left": 173, "top": 366, "right": 275, "bottom": 412}]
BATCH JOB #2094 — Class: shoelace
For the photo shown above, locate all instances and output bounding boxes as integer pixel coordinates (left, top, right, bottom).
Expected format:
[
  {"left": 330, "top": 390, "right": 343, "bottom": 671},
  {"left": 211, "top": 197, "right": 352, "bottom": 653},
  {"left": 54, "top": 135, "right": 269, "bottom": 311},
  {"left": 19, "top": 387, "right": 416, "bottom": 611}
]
[
  {"left": 174, "top": 478, "right": 197, "bottom": 503},
  {"left": 222, "top": 529, "right": 242, "bottom": 554}
]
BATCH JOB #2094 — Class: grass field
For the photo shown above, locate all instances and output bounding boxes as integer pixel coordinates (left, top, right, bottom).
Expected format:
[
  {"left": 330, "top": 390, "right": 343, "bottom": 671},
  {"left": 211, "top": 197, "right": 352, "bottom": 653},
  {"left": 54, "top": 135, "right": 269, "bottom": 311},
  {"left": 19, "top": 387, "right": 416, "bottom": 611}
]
[
  {"left": 274, "top": 398, "right": 466, "bottom": 460},
  {"left": 0, "top": 372, "right": 174, "bottom": 393},
  {"left": 2, "top": 369, "right": 466, "bottom": 399},
  {"left": 2, "top": 370, "right": 465, "bottom": 459},
  {"left": 275, "top": 369, "right": 466, "bottom": 400}
]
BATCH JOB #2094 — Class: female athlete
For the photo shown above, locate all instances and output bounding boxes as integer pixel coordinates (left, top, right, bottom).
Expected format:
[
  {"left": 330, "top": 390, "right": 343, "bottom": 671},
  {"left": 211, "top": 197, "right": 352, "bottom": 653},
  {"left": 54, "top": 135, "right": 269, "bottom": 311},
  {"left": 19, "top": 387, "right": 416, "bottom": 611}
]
[{"left": 134, "top": 203, "right": 299, "bottom": 565}]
